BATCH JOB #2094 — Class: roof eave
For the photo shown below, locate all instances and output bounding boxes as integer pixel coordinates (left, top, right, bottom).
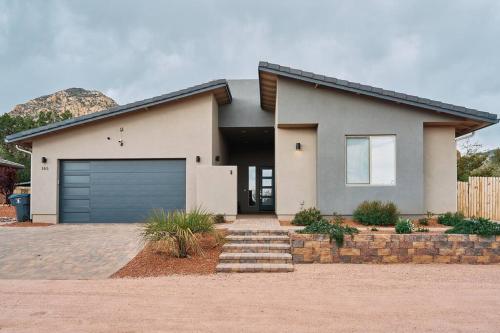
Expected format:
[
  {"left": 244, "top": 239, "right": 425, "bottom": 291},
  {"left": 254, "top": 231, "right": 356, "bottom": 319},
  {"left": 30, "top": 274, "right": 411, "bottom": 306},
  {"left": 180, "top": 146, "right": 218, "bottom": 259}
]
[{"left": 258, "top": 63, "right": 498, "bottom": 124}]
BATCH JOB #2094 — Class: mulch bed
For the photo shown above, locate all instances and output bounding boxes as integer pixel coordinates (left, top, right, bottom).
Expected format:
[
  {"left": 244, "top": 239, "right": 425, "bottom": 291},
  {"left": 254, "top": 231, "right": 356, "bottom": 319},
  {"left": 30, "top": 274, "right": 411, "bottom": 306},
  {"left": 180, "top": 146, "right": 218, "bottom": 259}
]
[
  {"left": 281, "top": 217, "right": 448, "bottom": 234},
  {"left": 0, "top": 205, "right": 16, "bottom": 218},
  {"left": 1, "top": 222, "right": 53, "bottom": 227},
  {"left": 111, "top": 234, "right": 224, "bottom": 278}
]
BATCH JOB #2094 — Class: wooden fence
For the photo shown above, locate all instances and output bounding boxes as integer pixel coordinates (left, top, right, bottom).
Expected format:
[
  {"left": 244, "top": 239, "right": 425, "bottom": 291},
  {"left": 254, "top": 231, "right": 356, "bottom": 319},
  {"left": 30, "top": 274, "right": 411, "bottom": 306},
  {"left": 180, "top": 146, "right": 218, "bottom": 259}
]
[{"left": 457, "top": 177, "right": 500, "bottom": 221}]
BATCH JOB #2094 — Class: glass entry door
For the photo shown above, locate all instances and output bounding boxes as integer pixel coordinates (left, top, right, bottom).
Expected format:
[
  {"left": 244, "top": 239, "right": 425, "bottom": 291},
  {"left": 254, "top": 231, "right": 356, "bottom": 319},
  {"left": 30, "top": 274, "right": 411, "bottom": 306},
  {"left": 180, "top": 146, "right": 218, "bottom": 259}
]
[{"left": 259, "top": 167, "right": 274, "bottom": 211}]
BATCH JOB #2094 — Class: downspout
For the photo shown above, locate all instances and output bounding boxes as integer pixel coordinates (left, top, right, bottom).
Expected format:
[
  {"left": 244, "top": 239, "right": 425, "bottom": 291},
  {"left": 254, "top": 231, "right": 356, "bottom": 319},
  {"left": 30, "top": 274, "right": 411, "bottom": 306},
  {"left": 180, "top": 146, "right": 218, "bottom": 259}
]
[{"left": 15, "top": 145, "right": 32, "bottom": 220}]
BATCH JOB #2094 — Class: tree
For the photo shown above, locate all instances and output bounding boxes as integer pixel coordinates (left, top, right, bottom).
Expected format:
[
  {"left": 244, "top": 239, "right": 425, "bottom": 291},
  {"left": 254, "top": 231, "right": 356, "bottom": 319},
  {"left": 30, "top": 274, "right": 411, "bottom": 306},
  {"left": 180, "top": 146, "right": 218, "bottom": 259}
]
[
  {"left": 0, "top": 167, "right": 18, "bottom": 204},
  {"left": 0, "top": 111, "right": 73, "bottom": 182}
]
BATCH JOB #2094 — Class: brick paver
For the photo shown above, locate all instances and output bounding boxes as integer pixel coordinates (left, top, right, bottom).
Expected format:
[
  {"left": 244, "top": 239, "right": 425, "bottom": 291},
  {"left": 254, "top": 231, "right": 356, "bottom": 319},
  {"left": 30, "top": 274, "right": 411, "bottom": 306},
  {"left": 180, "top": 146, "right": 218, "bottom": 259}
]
[{"left": 0, "top": 224, "right": 142, "bottom": 279}]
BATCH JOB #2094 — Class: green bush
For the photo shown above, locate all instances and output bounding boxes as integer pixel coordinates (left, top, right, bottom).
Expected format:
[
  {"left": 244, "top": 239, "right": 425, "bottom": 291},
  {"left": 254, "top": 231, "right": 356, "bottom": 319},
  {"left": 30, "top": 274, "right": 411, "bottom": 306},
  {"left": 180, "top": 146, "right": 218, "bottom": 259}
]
[
  {"left": 395, "top": 218, "right": 414, "bottom": 234},
  {"left": 418, "top": 217, "right": 429, "bottom": 226},
  {"left": 445, "top": 217, "right": 500, "bottom": 237},
  {"left": 353, "top": 201, "right": 399, "bottom": 226},
  {"left": 141, "top": 208, "right": 221, "bottom": 258},
  {"left": 292, "top": 207, "right": 322, "bottom": 226},
  {"left": 298, "top": 218, "right": 358, "bottom": 247},
  {"left": 437, "top": 212, "right": 465, "bottom": 226}
]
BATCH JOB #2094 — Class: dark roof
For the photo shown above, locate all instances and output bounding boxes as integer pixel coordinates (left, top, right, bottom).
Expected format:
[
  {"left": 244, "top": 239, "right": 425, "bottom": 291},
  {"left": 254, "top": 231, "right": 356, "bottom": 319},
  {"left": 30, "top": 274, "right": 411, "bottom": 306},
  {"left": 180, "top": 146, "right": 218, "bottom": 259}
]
[
  {"left": 258, "top": 61, "right": 498, "bottom": 124},
  {"left": 6, "top": 79, "right": 232, "bottom": 143},
  {"left": 0, "top": 158, "right": 24, "bottom": 169}
]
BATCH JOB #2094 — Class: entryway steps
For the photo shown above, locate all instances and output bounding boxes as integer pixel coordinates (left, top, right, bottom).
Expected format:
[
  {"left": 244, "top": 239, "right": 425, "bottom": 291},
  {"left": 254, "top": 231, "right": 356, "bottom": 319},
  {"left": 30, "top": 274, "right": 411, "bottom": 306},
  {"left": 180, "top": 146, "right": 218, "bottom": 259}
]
[
  {"left": 228, "top": 229, "right": 288, "bottom": 236},
  {"left": 216, "top": 263, "right": 294, "bottom": 273},
  {"left": 225, "top": 235, "right": 290, "bottom": 244},
  {"left": 222, "top": 243, "right": 291, "bottom": 253},
  {"left": 219, "top": 252, "right": 292, "bottom": 264},
  {"left": 216, "top": 228, "right": 294, "bottom": 273}
]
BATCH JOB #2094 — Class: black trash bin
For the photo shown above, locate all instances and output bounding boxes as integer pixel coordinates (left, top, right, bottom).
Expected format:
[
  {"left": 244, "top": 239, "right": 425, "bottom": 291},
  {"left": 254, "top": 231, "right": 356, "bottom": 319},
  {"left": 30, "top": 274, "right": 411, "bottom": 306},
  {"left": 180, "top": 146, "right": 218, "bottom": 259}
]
[{"left": 9, "top": 194, "right": 30, "bottom": 222}]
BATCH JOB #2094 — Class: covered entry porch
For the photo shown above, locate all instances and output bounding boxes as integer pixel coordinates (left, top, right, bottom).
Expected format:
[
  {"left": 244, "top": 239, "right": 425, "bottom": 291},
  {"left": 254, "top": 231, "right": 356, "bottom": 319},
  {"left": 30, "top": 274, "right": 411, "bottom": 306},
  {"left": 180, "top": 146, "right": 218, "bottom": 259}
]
[{"left": 220, "top": 127, "right": 275, "bottom": 214}]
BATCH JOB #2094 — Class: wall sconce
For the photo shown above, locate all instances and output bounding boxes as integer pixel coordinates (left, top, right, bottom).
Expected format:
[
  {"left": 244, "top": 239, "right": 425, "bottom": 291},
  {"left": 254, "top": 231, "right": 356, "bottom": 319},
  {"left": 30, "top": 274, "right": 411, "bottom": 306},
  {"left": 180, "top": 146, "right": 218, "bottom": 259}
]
[
  {"left": 196, "top": 156, "right": 201, "bottom": 163},
  {"left": 215, "top": 155, "right": 220, "bottom": 162},
  {"left": 41, "top": 157, "right": 47, "bottom": 163},
  {"left": 295, "top": 142, "right": 301, "bottom": 150}
]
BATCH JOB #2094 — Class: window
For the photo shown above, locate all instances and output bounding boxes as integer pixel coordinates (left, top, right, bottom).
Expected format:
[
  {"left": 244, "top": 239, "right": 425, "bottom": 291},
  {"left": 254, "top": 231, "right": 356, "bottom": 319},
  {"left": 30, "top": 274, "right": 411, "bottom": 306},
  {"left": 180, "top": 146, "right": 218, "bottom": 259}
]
[
  {"left": 346, "top": 135, "right": 395, "bottom": 185},
  {"left": 248, "top": 166, "right": 256, "bottom": 206}
]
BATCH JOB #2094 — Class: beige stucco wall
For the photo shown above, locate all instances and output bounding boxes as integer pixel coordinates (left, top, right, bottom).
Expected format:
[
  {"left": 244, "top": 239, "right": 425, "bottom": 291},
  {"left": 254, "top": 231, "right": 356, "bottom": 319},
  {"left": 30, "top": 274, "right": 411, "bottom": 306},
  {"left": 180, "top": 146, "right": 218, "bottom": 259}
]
[
  {"left": 423, "top": 126, "right": 457, "bottom": 214},
  {"left": 30, "top": 94, "right": 219, "bottom": 223},
  {"left": 275, "top": 127, "right": 317, "bottom": 217},
  {"left": 196, "top": 165, "right": 237, "bottom": 218}
]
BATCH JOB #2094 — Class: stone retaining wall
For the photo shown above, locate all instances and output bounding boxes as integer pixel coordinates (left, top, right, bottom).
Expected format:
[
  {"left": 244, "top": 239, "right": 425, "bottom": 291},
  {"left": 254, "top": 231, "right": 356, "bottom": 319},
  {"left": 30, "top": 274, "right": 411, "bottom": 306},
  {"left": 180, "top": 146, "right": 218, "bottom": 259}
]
[{"left": 291, "top": 233, "right": 499, "bottom": 264}]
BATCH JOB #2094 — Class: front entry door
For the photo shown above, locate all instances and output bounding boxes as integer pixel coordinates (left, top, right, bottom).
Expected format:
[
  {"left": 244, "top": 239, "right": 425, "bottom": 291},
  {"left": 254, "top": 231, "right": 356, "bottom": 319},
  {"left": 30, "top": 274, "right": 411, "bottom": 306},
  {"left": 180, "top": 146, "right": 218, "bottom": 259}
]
[
  {"left": 259, "top": 167, "right": 274, "bottom": 211},
  {"left": 241, "top": 166, "right": 275, "bottom": 213}
]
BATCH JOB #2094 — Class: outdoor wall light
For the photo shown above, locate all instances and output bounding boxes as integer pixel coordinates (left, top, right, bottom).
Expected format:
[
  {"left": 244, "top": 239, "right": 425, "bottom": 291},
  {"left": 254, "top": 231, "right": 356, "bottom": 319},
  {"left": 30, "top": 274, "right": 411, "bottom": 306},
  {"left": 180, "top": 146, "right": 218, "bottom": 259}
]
[
  {"left": 41, "top": 157, "right": 47, "bottom": 163},
  {"left": 296, "top": 142, "right": 301, "bottom": 150},
  {"left": 196, "top": 156, "right": 201, "bottom": 163}
]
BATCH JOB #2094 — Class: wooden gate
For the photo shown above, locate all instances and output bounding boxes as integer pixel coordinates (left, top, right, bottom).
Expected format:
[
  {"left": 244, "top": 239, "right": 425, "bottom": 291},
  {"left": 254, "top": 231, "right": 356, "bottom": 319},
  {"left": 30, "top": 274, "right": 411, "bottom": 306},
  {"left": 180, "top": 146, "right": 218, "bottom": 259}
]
[{"left": 457, "top": 177, "right": 500, "bottom": 221}]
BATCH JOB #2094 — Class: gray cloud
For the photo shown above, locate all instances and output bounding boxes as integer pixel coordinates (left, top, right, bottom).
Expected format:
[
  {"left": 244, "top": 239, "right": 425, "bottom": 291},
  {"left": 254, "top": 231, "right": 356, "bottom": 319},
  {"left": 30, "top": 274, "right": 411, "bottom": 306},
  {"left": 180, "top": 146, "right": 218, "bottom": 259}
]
[{"left": 0, "top": 0, "right": 498, "bottom": 148}]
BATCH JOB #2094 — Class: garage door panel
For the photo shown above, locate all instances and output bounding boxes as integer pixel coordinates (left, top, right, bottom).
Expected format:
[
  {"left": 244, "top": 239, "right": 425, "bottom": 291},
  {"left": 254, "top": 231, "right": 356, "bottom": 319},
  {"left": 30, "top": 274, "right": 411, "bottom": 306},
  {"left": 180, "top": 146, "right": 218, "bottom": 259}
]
[{"left": 60, "top": 159, "right": 186, "bottom": 223}]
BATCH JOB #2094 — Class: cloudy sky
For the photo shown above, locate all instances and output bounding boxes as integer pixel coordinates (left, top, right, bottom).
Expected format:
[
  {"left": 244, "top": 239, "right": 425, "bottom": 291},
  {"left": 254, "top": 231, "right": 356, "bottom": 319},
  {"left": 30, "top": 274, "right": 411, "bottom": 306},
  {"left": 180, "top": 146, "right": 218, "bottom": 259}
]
[{"left": 0, "top": 0, "right": 498, "bottom": 148}]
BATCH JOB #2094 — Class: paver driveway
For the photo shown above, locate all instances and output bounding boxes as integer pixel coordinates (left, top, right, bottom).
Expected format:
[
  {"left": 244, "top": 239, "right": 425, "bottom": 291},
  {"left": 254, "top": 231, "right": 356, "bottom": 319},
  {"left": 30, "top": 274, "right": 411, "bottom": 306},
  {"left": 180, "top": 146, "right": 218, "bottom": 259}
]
[{"left": 0, "top": 224, "right": 142, "bottom": 279}]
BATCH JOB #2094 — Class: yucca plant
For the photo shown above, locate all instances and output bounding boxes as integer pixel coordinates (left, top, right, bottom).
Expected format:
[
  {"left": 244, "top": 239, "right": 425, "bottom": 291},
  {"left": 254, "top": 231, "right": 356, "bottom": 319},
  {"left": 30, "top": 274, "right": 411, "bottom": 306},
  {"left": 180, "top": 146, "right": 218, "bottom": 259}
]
[{"left": 141, "top": 208, "right": 221, "bottom": 258}]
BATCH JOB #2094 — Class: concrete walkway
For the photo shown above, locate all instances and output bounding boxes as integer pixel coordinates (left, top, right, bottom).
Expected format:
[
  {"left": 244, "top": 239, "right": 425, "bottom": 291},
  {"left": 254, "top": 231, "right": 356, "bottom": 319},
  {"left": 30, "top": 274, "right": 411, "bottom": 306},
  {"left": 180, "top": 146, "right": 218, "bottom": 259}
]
[{"left": 0, "top": 224, "right": 142, "bottom": 279}]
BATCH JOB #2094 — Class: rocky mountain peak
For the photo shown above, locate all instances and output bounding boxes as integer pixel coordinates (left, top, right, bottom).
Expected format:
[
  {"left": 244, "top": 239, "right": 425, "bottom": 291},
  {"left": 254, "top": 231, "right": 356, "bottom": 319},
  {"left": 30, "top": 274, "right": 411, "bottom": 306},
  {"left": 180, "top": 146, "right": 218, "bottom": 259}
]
[{"left": 9, "top": 88, "right": 118, "bottom": 118}]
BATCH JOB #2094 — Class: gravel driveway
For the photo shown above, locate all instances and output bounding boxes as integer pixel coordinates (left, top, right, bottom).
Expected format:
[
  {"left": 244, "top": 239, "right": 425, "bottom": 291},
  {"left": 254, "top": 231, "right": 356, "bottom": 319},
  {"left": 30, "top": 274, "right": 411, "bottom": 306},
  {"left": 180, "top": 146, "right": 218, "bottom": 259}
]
[
  {"left": 0, "top": 264, "right": 499, "bottom": 332},
  {"left": 0, "top": 224, "right": 142, "bottom": 279}
]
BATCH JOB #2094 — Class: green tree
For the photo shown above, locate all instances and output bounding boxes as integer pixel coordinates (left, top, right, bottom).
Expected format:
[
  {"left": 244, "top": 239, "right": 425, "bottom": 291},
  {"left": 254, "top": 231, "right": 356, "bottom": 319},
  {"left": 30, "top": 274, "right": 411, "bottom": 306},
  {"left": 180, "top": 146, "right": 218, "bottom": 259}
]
[{"left": 0, "top": 111, "right": 72, "bottom": 182}]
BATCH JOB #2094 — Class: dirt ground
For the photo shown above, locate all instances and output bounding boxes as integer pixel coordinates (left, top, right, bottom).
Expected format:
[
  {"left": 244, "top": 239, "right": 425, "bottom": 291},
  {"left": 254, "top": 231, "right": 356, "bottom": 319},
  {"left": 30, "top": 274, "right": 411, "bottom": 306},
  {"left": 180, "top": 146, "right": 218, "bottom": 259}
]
[
  {"left": 111, "top": 234, "right": 222, "bottom": 278},
  {"left": 0, "top": 264, "right": 499, "bottom": 333}
]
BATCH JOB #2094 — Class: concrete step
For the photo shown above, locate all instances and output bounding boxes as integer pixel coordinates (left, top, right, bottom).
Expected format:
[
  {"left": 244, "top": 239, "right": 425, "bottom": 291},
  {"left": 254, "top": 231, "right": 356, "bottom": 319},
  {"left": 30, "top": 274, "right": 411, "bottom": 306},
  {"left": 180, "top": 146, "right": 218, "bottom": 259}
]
[
  {"left": 222, "top": 243, "right": 291, "bottom": 253},
  {"left": 228, "top": 229, "right": 289, "bottom": 236},
  {"left": 225, "top": 235, "right": 290, "bottom": 244},
  {"left": 216, "top": 263, "right": 294, "bottom": 273},
  {"left": 219, "top": 252, "right": 292, "bottom": 264}
]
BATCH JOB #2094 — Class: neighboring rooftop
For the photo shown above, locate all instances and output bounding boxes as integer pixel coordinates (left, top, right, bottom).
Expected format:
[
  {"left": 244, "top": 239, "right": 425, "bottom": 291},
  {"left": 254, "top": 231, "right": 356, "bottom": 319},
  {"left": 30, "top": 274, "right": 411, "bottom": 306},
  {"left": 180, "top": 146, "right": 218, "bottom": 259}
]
[
  {"left": 0, "top": 158, "right": 24, "bottom": 169},
  {"left": 258, "top": 61, "right": 498, "bottom": 133}
]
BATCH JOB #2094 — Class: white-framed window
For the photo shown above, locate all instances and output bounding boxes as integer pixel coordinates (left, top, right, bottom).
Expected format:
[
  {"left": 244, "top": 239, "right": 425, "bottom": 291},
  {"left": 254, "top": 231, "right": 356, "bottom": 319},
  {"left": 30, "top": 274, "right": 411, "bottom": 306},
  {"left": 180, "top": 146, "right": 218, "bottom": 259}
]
[{"left": 346, "top": 135, "right": 396, "bottom": 186}]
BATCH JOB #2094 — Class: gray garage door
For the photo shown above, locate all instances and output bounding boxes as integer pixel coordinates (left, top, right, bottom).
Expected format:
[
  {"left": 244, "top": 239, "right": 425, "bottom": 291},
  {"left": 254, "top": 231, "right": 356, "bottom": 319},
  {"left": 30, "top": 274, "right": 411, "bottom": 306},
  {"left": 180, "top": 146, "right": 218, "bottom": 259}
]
[{"left": 59, "top": 159, "right": 186, "bottom": 223}]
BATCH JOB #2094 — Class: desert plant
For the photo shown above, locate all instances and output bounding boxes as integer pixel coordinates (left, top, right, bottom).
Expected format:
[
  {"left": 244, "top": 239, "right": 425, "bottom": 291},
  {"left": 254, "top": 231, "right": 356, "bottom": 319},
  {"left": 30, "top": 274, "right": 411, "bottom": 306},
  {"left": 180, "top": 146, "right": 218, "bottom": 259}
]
[
  {"left": 437, "top": 212, "right": 465, "bottom": 226},
  {"left": 395, "top": 218, "right": 414, "bottom": 234},
  {"left": 298, "top": 218, "right": 358, "bottom": 247},
  {"left": 141, "top": 208, "right": 221, "bottom": 258},
  {"left": 292, "top": 207, "right": 322, "bottom": 226},
  {"left": 213, "top": 214, "right": 225, "bottom": 224},
  {"left": 445, "top": 217, "right": 500, "bottom": 237},
  {"left": 353, "top": 200, "right": 399, "bottom": 226}
]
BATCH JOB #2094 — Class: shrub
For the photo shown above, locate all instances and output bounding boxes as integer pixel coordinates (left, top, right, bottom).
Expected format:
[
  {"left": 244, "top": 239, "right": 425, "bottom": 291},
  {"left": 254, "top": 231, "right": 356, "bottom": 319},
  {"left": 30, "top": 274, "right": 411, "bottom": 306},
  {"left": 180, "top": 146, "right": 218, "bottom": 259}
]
[
  {"left": 395, "top": 218, "right": 414, "bottom": 234},
  {"left": 416, "top": 227, "right": 429, "bottom": 232},
  {"left": 437, "top": 212, "right": 465, "bottom": 226},
  {"left": 292, "top": 207, "right": 322, "bottom": 226},
  {"left": 353, "top": 201, "right": 399, "bottom": 226},
  {"left": 418, "top": 218, "right": 429, "bottom": 226},
  {"left": 445, "top": 217, "right": 500, "bottom": 237},
  {"left": 141, "top": 208, "right": 221, "bottom": 258},
  {"left": 298, "top": 218, "right": 358, "bottom": 247},
  {"left": 213, "top": 214, "right": 225, "bottom": 224}
]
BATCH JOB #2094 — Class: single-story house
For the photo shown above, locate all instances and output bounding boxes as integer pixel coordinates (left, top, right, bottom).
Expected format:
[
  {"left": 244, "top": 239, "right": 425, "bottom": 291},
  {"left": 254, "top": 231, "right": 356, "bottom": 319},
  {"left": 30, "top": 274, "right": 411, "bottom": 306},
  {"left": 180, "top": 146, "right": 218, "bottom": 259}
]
[{"left": 5, "top": 62, "right": 498, "bottom": 223}]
